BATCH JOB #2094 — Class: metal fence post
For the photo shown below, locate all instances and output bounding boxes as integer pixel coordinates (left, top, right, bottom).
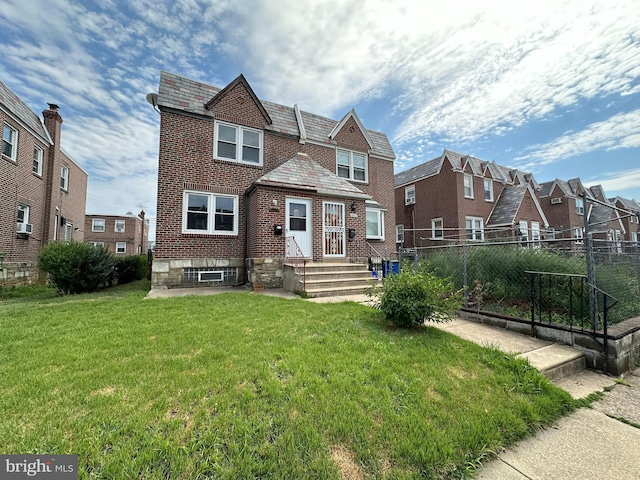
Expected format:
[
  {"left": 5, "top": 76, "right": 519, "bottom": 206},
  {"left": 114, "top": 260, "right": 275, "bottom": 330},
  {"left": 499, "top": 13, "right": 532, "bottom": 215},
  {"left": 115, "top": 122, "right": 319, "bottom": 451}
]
[{"left": 463, "top": 244, "right": 468, "bottom": 308}]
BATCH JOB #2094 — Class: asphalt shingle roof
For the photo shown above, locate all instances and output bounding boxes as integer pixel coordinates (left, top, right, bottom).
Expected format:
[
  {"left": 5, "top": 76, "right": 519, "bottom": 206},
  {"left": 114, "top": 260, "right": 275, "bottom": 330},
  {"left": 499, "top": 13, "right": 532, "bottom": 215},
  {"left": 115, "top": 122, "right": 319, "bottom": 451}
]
[
  {"left": 0, "top": 79, "right": 51, "bottom": 144},
  {"left": 254, "top": 153, "right": 370, "bottom": 199},
  {"left": 487, "top": 184, "right": 529, "bottom": 226},
  {"left": 157, "top": 71, "right": 395, "bottom": 160}
]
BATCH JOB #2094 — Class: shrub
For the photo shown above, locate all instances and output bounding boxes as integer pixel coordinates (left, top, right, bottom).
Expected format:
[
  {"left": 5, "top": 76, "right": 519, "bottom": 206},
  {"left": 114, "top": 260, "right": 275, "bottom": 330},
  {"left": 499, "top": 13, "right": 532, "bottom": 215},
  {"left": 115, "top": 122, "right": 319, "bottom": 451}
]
[
  {"left": 38, "top": 242, "right": 116, "bottom": 295},
  {"left": 368, "top": 264, "right": 463, "bottom": 328},
  {"left": 114, "top": 255, "right": 148, "bottom": 285}
]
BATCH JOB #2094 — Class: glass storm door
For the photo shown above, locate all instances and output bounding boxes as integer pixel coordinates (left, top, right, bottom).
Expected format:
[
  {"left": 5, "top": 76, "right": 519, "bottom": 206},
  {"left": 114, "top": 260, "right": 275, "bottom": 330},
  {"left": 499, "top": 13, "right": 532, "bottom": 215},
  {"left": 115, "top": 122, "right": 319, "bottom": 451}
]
[
  {"left": 323, "top": 202, "right": 345, "bottom": 257},
  {"left": 285, "top": 198, "right": 312, "bottom": 258}
]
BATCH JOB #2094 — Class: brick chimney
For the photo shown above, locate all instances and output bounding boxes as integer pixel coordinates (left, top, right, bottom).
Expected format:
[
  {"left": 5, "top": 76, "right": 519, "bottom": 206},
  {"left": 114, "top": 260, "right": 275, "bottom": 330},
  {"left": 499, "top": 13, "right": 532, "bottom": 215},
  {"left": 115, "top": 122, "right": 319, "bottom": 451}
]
[{"left": 42, "top": 103, "right": 64, "bottom": 241}]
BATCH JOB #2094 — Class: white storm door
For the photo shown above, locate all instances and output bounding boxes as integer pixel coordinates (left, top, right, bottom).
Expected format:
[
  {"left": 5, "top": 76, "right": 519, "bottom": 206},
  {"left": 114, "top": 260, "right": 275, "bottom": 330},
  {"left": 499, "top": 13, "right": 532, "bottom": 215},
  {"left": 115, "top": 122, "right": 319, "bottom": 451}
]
[
  {"left": 286, "top": 198, "right": 312, "bottom": 258},
  {"left": 323, "top": 202, "right": 345, "bottom": 257}
]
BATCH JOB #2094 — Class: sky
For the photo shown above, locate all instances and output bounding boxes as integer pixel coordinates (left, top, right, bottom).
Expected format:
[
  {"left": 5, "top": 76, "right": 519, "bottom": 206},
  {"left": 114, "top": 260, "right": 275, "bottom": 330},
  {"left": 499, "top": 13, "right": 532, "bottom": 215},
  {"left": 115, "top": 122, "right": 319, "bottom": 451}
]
[{"left": 2, "top": 0, "right": 639, "bottom": 240}]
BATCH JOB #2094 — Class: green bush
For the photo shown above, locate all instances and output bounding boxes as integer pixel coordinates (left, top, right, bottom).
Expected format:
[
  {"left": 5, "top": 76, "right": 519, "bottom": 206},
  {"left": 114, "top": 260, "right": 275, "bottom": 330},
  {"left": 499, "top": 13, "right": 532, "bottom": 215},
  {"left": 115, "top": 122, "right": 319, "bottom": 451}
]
[
  {"left": 114, "top": 255, "right": 148, "bottom": 285},
  {"left": 38, "top": 242, "right": 116, "bottom": 295},
  {"left": 369, "top": 264, "right": 463, "bottom": 328}
]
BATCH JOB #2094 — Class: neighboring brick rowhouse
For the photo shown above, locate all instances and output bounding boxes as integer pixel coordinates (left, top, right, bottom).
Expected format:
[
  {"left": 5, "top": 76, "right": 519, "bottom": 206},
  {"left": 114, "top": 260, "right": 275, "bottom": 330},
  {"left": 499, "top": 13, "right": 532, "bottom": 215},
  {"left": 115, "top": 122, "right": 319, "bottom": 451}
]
[
  {"left": 84, "top": 214, "right": 149, "bottom": 254},
  {"left": 151, "top": 72, "right": 396, "bottom": 289},
  {"left": 1, "top": 80, "right": 88, "bottom": 285}
]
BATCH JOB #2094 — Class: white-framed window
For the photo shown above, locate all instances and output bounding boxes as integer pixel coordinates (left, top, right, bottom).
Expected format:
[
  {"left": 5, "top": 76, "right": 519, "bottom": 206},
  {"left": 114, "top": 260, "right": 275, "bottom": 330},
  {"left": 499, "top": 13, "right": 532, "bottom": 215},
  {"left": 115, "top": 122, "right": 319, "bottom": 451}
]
[
  {"left": 366, "top": 208, "right": 385, "bottom": 240},
  {"left": 484, "top": 179, "right": 493, "bottom": 201},
  {"left": 632, "top": 231, "right": 638, "bottom": 243},
  {"left": 33, "top": 145, "right": 43, "bottom": 175},
  {"left": 405, "top": 185, "right": 416, "bottom": 205},
  {"left": 575, "top": 197, "right": 584, "bottom": 215},
  {"left": 115, "top": 220, "right": 125, "bottom": 233},
  {"left": 183, "top": 191, "right": 238, "bottom": 235},
  {"left": 574, "top": 227, "right": 584, "bottom": 243},
  {"left": 531, "top": 221, "right": 541, "bottom": 246},
  {"left": 17, "top": 204, "right": 30, "bottom": 224},
  {"left": 2, "top": 123, "right": 18, "bottom": 160},
  {"left": 214, "top": 121, "right": 263, "bottom": 165},
  {"left": 90, "top": 242, "right": 105, "bottom": 248},
  {"left": 395, "top": 224, "right": 404, "bottom": 243},
  {"left": 519, "top": 220, "right": 529, "bottom": 242},
  {"left": 463, "top": 174, "right": 474, "bottom": 199},
  {"left": 337, "top": 149, "right": 367, "bottom": 182},
  {"left": 116, "top": 242, "right": 126, "bottom": 254},
  {"left": 432, "top": 218, "right": 444, "bottom": 239},
  {"left": 64, "top": 223, "right": 72, "bottom": 242},
  {"left": 61, "top": 165, "right": 69, "bottom": 191},
  {"left": 92, "top": 218, "right": 105, "bottom": 232},
  {"left": 546, "top": 227, "right": 556, "bottom": 240},
  {"left": 465, "top": 217, "right": 484, "bottom": 241}
]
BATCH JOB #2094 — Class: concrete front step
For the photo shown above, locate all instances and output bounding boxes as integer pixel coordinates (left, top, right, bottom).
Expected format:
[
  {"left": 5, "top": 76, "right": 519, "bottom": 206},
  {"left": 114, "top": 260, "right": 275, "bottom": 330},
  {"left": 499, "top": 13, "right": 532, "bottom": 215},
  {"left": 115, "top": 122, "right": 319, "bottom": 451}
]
[
  {"left": 305, "top": 284, "right": 377, "bottom": 298},
  {"left": 517, "top": 344, "right": 586, "bottom": 382},
  {"left": 292, "top": 262, "right": 379, "bottom": 298}
]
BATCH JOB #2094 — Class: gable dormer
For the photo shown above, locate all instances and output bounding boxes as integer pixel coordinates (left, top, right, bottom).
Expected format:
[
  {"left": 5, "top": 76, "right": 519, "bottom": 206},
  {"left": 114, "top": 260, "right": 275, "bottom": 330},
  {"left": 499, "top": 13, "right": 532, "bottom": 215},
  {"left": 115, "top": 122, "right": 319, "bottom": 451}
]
[
  {"left": 329, "top": 109, "right": 373, "bottom": 152},
  {"left": 206, "top": 74, "right": 272, "bottom": 129}
]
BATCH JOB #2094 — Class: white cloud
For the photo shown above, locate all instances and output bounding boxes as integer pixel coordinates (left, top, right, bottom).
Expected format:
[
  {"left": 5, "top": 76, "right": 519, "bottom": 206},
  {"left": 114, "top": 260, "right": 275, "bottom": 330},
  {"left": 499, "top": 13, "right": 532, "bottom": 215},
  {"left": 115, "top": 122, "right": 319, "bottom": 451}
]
[{"left": 584, "top": 168, "right": 640, "bottom": 199}]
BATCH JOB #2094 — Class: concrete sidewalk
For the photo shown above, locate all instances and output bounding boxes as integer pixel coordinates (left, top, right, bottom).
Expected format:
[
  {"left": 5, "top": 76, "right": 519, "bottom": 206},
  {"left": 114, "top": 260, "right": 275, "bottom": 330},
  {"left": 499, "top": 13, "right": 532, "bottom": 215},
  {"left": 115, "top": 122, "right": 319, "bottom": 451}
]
[{"left": 146, "top": 287, "right": 640, "bottom": 479}]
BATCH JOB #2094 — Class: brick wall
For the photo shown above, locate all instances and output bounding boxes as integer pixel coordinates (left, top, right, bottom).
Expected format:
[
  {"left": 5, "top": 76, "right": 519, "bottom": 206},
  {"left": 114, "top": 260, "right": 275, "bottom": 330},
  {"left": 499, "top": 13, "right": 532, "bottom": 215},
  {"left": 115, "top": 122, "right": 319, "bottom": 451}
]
[{"left": 84, "top": 215, "right": 148, "bottom": 254}]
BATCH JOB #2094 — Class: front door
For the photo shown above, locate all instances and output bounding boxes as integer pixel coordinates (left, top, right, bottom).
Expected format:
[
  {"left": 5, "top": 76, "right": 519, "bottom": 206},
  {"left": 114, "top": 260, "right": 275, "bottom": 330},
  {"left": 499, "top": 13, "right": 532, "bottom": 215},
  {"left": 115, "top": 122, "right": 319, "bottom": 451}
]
[
  {"left": 286, "top": 198, "right": 312, "bottom": 258},
  {"left": 323, "top": 202, "right": 345, "bottom": 257}
]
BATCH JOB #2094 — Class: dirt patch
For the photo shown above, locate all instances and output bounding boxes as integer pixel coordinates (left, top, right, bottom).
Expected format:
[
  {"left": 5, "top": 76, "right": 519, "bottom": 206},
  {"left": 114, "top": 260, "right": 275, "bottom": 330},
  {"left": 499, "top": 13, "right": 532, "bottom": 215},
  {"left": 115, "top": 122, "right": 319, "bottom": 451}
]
[
  {"left": 91, "top": 386, "right": 116, "bottom": 396},
  {"left": 330, "top": 444, "right": 365, "bottom": 480}
]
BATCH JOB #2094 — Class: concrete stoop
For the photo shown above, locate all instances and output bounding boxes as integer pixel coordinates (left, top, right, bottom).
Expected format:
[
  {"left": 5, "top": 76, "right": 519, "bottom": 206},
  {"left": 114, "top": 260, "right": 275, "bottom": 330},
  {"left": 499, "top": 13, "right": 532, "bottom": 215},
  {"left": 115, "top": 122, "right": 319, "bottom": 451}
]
[
  {"left": 297, "top": 262, "right": 378, "bottom": 298},
  {"left": 518, "top": 344, "right": 586, "bottom": 382}
]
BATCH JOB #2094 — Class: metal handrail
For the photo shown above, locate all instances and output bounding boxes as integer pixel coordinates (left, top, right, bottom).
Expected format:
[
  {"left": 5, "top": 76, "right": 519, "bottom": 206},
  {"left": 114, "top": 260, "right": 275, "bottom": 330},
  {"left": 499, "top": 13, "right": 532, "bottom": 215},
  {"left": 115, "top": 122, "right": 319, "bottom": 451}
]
[{"left": 285, "top": 236, "right": 307, "bottom": 291}]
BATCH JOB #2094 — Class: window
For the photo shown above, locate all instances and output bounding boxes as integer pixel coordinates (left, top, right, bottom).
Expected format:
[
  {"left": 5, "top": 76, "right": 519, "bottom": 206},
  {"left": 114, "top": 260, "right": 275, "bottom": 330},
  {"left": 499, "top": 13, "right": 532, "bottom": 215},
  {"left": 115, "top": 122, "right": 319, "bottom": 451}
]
[
  {"left": 183, "top": 191, "right": 238, "bottom": 235},
  {"left": 115, "top": 220, "right": 125, "bottom": 233},
  {"left": 463, "top": 174, "right": 474, "bottom": 199},
  {"left": 465, "top": 217, "right": 484, "bottom": 241},
  {"left": 64, "top": 223, "right": 72, "bottom": 242},
  {"left": 405, "top": 185, "right": 416, "bottom": 205},
  {"left": 484, "top": 179, "right": 493, "bottom": 201},
  {"left": 17, "top": 204, "right": 30, "bottom": 224},
  {"left": 395, "top": 225, "right": 404, "bottom": 243},
  {"left": 33, "top": 145, "right": 43, "bottom": 175},
  {"left": 531, "top": 222, "right": 541, "bottom": 247},
  {"left": 92, "top": 219, "right": 105, "bottom": 232},
  {"left": 519, "top": 220, "right": 529, "bottom": 242},
  {"left": 90, "top": 242, "right": 104, "bottom": 248},
  {"left": 61, "top": 165, "right": 69, "bottom": 190},
  {"left": 366, "top": 208, "right": 385, "bottom": 240},
  {"left": 2, "top": 123, "right": 18, "bottom": 160},
  {"left": 215, "top": 121, "right": 263, "bottom": 165},
  {"left": 574, "top": 227, "right": 584, "bottom": 243},
  {"left": 575, "top": 197, "right": 584, "bottom": 215},
  {"left": 546, "top": 228, "right": 556, "bottom": 240},
  {"left": 116, "top": 242, "right": 126, "bottom": 254},
  {"left": 632, "top": 232, "right": 638, "bottom": 243},
  {"left": 432, "top": 218, "right": 444, "bottom": 239},
  {"left": 337, "top": 149, "right": 367, "bottom": 182}
]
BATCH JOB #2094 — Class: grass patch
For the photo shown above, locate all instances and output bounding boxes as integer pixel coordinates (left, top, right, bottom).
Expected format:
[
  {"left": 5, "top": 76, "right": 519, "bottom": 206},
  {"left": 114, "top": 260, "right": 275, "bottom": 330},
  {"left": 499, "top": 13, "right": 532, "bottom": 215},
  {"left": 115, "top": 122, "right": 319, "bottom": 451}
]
[{"left": 0, "top": 284, "right": 575, "bottom": 479}]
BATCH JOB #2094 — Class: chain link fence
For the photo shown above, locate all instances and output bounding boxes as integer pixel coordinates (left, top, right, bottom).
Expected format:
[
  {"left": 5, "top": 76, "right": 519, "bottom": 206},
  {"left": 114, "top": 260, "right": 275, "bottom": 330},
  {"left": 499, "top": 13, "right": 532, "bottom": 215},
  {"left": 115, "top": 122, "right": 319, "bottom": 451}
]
[{"left": 399, "top": 237, "right": 640, "bottom": 326}]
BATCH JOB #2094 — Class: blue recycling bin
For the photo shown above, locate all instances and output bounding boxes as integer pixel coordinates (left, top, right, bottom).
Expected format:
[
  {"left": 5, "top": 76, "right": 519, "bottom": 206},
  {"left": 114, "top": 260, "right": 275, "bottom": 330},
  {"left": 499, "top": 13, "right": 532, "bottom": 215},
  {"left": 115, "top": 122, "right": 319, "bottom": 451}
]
[{"left": 382, "top": 260, "right": 400, "bottom": 277}]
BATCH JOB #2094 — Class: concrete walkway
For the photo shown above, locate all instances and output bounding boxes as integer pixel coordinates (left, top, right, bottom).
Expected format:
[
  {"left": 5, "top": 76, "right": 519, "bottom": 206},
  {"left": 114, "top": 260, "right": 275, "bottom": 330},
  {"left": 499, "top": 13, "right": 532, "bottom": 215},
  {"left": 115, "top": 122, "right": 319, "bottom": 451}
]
[{"left": 146, "top": 287, "right": 640, "bottom": 479}]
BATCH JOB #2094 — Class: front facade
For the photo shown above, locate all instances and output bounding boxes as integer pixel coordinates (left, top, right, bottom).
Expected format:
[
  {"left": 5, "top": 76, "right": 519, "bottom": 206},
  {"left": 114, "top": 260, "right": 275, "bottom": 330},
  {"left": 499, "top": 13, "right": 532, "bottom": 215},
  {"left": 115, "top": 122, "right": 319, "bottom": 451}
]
[
  {"left": 84, "top": 214, "right": 149, "bottom": 255},
  {"left": 1, "top": 79, "right": 87, "bottom": 284},
  {"left": 610, "top": 197, "right": 640, "bottom": 244},
  {"left": 151, "top": 72, "right": 396, "bottom": 289},
  {"left": 394, "top": 149, "right": 548, "bottom": 247}
]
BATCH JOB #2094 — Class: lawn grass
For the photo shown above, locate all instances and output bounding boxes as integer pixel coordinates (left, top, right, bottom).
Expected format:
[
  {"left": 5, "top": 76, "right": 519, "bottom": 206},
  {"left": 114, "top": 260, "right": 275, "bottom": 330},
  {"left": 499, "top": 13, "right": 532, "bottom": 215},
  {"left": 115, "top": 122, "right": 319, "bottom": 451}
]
[{"left": 0, "top": 281, "right": 575, "bottom": 479}]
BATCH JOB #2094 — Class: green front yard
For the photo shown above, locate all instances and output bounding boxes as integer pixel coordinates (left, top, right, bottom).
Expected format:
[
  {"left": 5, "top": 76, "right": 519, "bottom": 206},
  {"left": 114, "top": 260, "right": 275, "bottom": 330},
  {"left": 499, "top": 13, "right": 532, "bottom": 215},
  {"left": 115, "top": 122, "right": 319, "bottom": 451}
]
[{"left": 0, "top": 282, "right": 575, "bottom": 479}]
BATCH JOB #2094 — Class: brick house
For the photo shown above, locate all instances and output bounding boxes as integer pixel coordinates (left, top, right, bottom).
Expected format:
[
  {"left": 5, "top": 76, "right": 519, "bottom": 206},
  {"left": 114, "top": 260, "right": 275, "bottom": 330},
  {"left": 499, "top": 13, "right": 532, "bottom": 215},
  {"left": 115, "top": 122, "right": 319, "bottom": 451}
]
[
  {"left": 1, "top": 79, "right": 87, "bottom": 284},
  {"left": 609, "top": 197, "right": 640, "bottom": 244},
  {"left": 539, "top": 179, "right": 625, "bottom": 245},
  {"left": 84, "top": 214, "right": 149, "bottom": 255},
  {"left": 394, "top": 149, "right": 548, "bottom": 247},
  {"left": 149, "top": 72, "right": 396, "bottom": 293}
]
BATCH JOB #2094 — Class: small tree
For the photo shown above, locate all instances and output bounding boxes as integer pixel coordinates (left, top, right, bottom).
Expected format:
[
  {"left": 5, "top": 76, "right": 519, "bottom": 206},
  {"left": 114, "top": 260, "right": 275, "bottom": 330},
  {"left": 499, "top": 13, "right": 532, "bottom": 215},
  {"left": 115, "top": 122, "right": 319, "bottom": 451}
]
[
  {"left": 38, "top": 242, "right": 116, "bottom": 295},
  {"left": 114, "top": 255, "right": 148, "bottom": 285},
  {"left": 368, "top": 264, "right": 462, "bottom": 328}
]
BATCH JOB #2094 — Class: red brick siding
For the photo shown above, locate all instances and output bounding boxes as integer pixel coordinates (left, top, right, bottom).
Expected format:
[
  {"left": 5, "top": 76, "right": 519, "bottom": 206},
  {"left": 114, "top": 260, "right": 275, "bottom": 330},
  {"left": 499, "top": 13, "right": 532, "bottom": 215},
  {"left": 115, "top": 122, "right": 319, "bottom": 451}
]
[{"left": 84, "top": 215, "right": 148, "bottom": 254}]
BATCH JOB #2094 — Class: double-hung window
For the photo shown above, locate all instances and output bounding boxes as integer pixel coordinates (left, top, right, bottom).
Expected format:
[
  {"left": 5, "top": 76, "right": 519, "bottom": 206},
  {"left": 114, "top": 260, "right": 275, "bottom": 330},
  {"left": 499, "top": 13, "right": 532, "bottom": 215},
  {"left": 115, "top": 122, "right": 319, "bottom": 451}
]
[
  {"left": 405, "top": 185, "right": 416, "bottom": 205},
  {"left": 64, "top": 223, "right": 73, "bottom": 242},
  {"left": 463, "top": 174, "right": 474, "bottom": 199},
  {"left": 2, "top": 123, "right": 18, "bottom": 160},
  {"left": 33, "top": 145, "right": 43, "bottom": 175},
  {"left": 575, "top": 197, "right": 584, "bottom": 215},
  {"left": 116, "top": 242, "right": 126, "bottom": 254},
  {"left": 574, "top": 227, "right": 584, "bottom": 243},
  {"left": 92, "top": 219, "right": 105, "bottom": 232},
  {"left": 115, "top": 220, "right": 125, "bottom": 232},
  {"left": 183, "top": 191, "right": 238, "bottom": 235},
  {"left": 17, "top": 205, "right": 30, "bottom": 233},
  {"left": 61, "top": 165, "right": 69, "bottom": 190},
  {"left": 519, "top": 220, "right": 529, "bottom": 242},
  {"left": 215, "top": 121, "right": 263, "bottom": 165},
  {"left": 337, "top": 149, "right": 367, "bottom": 182},
  {"left": 432, "top": 218, "right": 444, "bottom": 239},
  {"left": 484, "top": 179, "right": 493, "bottom": 201},
  {"left": 395, "top": 225, "right": 404, "bottom": 243},
  {"left": 465, "top": 217, "right": 484, "bottom": 241},
  {"left": 366, "top": 207, "right": 385, "bottom": 240}
]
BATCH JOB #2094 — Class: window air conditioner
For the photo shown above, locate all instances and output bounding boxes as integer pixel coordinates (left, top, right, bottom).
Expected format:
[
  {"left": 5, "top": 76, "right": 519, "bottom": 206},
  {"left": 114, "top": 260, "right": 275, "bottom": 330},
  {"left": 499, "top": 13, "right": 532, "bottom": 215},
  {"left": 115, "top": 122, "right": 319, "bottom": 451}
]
[
  {"left": 16, "top": 223, "right": 33, "bottom": 234},
  {"left": 551, "top": 197, "right": 562, "bottom": 204}
]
